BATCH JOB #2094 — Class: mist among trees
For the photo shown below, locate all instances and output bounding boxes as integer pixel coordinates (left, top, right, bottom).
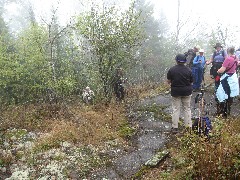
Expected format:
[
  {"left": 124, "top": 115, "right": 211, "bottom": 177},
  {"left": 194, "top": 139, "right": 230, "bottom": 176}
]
[{"left": 0, "top": 0, "right": 239, "bottom": 105}]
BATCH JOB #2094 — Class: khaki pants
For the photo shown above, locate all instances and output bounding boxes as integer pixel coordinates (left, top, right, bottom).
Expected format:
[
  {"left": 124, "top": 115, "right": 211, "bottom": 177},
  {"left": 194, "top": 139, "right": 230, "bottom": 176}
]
[{"left": 172, "top": 95, "right": 192, "bottom": 128}]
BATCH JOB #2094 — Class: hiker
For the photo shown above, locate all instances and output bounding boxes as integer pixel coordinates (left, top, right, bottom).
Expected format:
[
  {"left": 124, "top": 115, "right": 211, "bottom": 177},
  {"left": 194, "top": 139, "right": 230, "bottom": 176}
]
[
  {"left": 167, "top": 54, "right": 193, "bottom": 133},
  {"left": 215, "top": 47, "right": 239, "bottom": 117},
  {"left": 235, "top": 47, "right": 240, "bottom": 87},
  {"left": 185, "top": 45, "right": 201, "bottom": 68},
  {"left": 235, "top": 47, "right": 240, "bottom": 59},
  {"left": 113, "top": 68, "right": 125, "bottom": 101},
  {"left": 206, "top": 43, "right": 227, "bottom": 90},
  {"left": 192, "top": 49, "right": 206, "bottom": 91},
  {"left": 82, "top": 86, "right": 95, "bottom": 104}
]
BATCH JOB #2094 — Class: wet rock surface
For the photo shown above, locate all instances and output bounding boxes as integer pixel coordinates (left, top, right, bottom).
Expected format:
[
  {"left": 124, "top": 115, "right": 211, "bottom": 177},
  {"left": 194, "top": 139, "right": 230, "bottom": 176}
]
[
  {"left": 1, "top": 82, "right": 239, "bottom": 179},
  {"left": 90, "top": 95, "right": 172, "bottom": 179},
  {"left": 90, "top": 87, "right": 240, "bottom": 179}
]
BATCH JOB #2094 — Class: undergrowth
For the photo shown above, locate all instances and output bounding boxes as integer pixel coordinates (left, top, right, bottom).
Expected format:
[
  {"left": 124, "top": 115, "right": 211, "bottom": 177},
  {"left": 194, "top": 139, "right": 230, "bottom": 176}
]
[
  {"left": 178, "top": 117, "right": 240, "bottom": 179},
  {"left": 140, "top": 117, "right": 240, "bottom": 180},
  {"left": 0, "top": 99, "right": 129, "bottom": 178}
]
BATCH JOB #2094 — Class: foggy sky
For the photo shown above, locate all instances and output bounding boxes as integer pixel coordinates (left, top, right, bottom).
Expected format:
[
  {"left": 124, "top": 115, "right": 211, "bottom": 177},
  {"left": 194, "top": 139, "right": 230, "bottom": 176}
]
[{"left": 3, "top": 0, "right": 240, "bottom": 46}]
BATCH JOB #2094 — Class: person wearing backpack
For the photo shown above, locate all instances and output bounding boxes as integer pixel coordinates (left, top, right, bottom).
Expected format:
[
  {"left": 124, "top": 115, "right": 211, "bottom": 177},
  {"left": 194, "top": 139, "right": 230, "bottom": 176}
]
[
  {"left": 235, "top": 47, "right": 240, "bottom": 99},
  {"left": 215, "top": 47, "right": 239, "bottom": 117},
  {"left": 167, "top": 54, "right": 193, "bottom": 134},
  {"left": 185, "top": 45, "right": 201, "bottom": 68},
  {"left": 206, "top": 43, "right": 227, "bottom": 90},
  {"left": 192, "top": 49, "right": 206, "bottom": 91},
  {"left": 235, "top": 47, "right": 240, "bottom": 76},
  {"left": 235, "top": 47, "right": 240, "bottom": 59}
]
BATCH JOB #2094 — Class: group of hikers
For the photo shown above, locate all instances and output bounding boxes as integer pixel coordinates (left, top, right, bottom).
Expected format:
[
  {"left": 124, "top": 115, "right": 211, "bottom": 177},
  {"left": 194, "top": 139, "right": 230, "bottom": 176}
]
[
  {"left": 167, "top": 43, "right": 240, "bottom": 134},
  {"left": 81, "top": 42, "right": 240, "bottom": 135}
]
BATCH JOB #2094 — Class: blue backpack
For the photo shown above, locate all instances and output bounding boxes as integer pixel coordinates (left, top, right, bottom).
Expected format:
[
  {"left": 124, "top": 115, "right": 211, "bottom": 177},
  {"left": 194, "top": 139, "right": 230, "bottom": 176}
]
[
  {"left": 192, "top": 116, "right": 212, "bottom": 137},
  {"left": 192, "top": 91, "right": 212, "bottom": 138}
]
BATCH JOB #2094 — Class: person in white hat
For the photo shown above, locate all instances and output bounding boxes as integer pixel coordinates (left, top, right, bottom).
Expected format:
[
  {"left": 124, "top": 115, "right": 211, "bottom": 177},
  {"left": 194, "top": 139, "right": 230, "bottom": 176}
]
[{"left": 192, "top": 49, "right": 206, "bottom": 91}]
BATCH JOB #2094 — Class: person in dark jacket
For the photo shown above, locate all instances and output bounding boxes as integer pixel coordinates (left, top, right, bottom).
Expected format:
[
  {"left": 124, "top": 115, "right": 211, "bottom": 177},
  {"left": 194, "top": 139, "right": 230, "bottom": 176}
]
[
  {"left": 167, "top": 54, "right": 193, "bottom": 133},
  {"left": 185, "top": 45, "right": 200, "bottom": 68},
  {"left": 114, "top": 68, "right": 125, "bottom": 101}
]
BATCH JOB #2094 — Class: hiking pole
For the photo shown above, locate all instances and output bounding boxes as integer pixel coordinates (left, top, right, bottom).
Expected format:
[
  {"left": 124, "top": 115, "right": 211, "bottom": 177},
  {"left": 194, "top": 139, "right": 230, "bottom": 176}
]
[
  {"left": 194, "top": 92, "right": 201, "bottom": 134},
  {"left": 198, "top": 92, "right": 205, "bottom": 135},
  {"left": 197, "top": 93, "right": 202, "bottom": 134},
  {"left": 201, "top": 93, "right": 206, "bottom": 135},
  {"left": 202, "top": 67, "right": 205, "bottom": 88}
]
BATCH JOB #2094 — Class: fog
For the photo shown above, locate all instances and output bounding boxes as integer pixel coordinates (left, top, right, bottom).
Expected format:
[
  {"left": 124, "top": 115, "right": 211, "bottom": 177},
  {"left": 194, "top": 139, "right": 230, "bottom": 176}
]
[{"left": 2, "top": 0, "right": 240, "bottom": 47}]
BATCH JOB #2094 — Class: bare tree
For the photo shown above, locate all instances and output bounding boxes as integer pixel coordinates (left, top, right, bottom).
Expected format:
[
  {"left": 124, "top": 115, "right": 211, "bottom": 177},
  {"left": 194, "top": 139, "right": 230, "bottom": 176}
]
[
  {"left": 174, "top": 0, "right": 201, "bottom": 53},
  {"left": 41, "top": 7, "right": 70, "bottom": 83}
]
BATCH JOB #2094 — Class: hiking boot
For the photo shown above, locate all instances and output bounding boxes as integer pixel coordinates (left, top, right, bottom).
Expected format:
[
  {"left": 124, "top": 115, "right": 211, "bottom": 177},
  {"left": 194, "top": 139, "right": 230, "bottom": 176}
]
[{"left": 171, "top": 128, "right": 179, "bottom": 134}]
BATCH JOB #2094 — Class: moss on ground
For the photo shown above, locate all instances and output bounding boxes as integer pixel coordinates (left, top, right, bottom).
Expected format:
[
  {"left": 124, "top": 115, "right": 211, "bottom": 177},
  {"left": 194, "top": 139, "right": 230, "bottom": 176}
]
[{"left": 136, "top": 103, "right": 171, "bottom": 122}]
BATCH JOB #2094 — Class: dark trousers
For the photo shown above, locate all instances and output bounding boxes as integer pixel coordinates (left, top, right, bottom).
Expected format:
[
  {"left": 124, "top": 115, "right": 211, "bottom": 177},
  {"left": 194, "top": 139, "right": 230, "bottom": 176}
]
[
  {"left": 192, "top": 66, "right": 203, "bottom": 89},
  {"left": 216, "top": 98, "right": 233, "bottom": 117},
  {"left": 114, "top": 84, "right": 124, "bottom": 100}
]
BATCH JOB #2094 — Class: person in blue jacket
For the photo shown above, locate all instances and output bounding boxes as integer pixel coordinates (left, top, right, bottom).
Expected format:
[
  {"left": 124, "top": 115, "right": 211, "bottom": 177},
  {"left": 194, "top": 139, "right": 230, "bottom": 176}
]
[{"left": 192, "top": 49, "right": 206, "bottom": 91}]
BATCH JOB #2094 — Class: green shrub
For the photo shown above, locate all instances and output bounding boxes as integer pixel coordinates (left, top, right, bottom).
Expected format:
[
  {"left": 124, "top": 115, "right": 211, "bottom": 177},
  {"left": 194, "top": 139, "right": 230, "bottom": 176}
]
[{"left": 173, "top": 117, "right": 240, "bottom": 179}]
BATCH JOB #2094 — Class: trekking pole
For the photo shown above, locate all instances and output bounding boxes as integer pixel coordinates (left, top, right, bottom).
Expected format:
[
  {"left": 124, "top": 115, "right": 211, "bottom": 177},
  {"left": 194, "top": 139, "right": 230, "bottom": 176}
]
[
  {"left": 199, "top": 92, "right": 205, "bottom": 135},
  {"left": 201, "top": 93, "right": 206, "bottom": 135},
  {"left": 202, "top": 67, "right": 205, "bottom": 88},
  {"left": 197, "top": 93, "right": 202, "bottom": 134}
]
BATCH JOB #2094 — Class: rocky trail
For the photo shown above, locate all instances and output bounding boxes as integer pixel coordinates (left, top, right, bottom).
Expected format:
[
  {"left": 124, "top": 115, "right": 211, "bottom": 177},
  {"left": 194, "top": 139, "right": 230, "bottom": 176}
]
[
  {"left": 89, "top": 84, "right": 240, "bottom": 179},
  {"left": 1, "top": 82, "right": 239, "bottom": 179}
]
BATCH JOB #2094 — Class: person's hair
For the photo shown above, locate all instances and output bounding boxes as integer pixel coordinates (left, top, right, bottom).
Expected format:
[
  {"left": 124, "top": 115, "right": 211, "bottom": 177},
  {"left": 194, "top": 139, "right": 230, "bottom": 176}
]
[
  {"left": 227, "top": 47, "right": 235, "bottom": 55},
  {"left": 194, "top": 45, "right": 200, "bottom": 51}
]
